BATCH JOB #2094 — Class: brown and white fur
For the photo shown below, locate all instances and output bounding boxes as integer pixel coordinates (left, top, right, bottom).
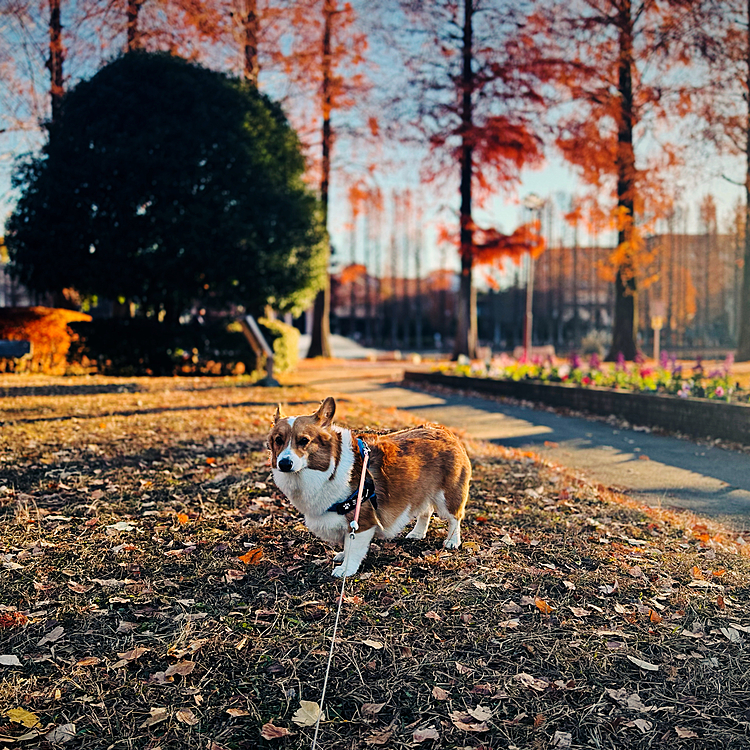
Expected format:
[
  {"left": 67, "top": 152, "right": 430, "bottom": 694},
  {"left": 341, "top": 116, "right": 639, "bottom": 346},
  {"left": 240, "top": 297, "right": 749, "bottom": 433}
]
[{"left": 268, "top": 396, "right": 471, "bottom": 577}]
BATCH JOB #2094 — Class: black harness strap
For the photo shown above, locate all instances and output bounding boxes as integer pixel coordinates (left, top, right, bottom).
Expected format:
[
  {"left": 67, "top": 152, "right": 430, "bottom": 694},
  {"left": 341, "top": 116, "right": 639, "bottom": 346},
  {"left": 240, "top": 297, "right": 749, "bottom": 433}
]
[{"left": 326, "top": 438, "right": 378, "bottom": 515}]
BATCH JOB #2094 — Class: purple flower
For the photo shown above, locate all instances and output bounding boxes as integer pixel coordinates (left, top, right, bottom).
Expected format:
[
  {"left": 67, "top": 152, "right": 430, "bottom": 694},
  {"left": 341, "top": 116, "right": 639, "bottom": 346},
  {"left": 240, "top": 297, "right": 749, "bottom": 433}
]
[
  {"left": 589, "top": 353, "right": 601, "bottom": 370},
  {"left": 678, "top": 382, "right": 691, "bottom": 398},
  {"left": 724, "top": 352, "right": 734, "bottom": 374},
  {"left": 634, "top": 351, "right": 645, "bottom": 364},
  {"left": 616, "top": 352, "right": 626, "bottom": 371},
  {"left": 672, "top": 364, "right": 682, "bottom": 378},
  {"left": 694, "top": 356, "right": 703, "bottom": 374},
  {"left": 569, "top": 351, "right": 582, "bottom": 369},
  {"left": 659, "top": 350, "right": 669, "bottom": 369}
]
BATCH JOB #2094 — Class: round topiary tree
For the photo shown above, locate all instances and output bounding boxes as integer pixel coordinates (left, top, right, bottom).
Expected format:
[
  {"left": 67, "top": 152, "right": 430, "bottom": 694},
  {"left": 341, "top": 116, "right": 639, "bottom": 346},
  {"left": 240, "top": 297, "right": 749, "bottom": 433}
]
[{"left": 5, "top": 51, "right": 326, "bottom": 320}]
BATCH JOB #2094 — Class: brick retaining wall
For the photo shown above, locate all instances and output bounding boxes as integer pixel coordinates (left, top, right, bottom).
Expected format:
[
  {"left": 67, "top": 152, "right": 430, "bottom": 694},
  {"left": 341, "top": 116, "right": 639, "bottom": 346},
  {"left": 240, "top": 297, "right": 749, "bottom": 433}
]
[{"left": 403, "top": 371, "right": 750, "bottom": 445}]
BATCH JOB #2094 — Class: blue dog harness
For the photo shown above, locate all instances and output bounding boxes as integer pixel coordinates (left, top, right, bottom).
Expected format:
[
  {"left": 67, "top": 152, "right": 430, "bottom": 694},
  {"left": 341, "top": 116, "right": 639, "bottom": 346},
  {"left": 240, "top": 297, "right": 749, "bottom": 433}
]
[{"left": 326, "top": 438, "right": 378, "bottom": 515}]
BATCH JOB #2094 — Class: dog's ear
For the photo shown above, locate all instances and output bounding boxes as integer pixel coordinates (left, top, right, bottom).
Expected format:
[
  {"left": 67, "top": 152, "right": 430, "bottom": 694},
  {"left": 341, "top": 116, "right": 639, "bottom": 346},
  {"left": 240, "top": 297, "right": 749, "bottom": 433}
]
[
  {"left": 314, "top": 396, "right": 336, "bottom": 427},
  {"left": 273, "top": 404, "right": 283, "bottom": 423}
]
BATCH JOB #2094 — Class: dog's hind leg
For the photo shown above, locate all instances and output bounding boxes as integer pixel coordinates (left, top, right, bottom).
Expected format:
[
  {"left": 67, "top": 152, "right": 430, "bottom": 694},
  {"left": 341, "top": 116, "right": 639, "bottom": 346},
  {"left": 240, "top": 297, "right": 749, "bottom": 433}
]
[
  {"left": 440, "top": 463, "right": 471, "bottom": 549},
  {"left": 406, "top": 509, "right": 433, "bottom": 539}
]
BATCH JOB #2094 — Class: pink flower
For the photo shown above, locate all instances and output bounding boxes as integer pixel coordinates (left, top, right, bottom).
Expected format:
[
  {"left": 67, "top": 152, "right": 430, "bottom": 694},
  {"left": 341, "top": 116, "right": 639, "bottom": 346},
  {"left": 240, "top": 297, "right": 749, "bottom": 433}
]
[{"left": 715, "top": 386, "right": 725, "bottom": 398}]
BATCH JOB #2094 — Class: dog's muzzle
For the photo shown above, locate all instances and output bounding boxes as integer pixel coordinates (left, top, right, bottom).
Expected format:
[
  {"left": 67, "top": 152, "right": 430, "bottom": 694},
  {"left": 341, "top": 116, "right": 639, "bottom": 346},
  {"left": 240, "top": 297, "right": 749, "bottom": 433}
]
[{"left": 277, "top": 456, "right": 294, "bottom": 472}]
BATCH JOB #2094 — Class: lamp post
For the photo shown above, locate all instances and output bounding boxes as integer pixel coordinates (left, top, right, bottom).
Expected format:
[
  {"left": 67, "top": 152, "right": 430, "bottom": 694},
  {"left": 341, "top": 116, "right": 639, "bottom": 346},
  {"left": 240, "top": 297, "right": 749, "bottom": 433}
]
[
  {"left": 522, "top": 193, "right": 545, "bottom": 359},
  {"left": 650, "top": 299, "right": 666, "bottom": 362}
]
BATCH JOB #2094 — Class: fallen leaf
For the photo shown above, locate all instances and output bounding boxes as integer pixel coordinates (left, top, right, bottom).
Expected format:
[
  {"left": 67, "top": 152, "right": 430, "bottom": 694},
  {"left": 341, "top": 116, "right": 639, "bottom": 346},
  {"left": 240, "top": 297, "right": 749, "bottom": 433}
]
[
  {"left": 413, "top": 726, "right": 440, "bottom": 742},
  {"left": 691, "top": 565, "right": 704, "bottom": 579},
  {"left": 362, "top": 639, "right": 383, "bottom": 649},
  {"left": 675, "top": 727, "right": 698, "bottom": 738},
  {"left": 75, "top": 657, "right": 101, "bottom": 667},
  {"left": 292, "top": 701, "right": 323, "bottom": 727},
  {"left": 175, "top": 513, "right": 190, "bottom": 524},
  {"left": 626, "top": 693, "right": 652, "bottom": 712},
  {"left": 238, "top": 548, "right": 264, "bottom": 565},
  {"left": 535, "top": 597, "right": 554, "bottom": 614},
  {"left": 361, "top": 702, "right": 387, "bottom": 717},
  {"left": 719, "top": 627, "right": 742, "bottom": 644},
  {"left": 165, "top": 660, "right": 196, "bottom": 677},
  {"left": 106, "top": 521, "right": 136, "bottom": 532},
  {"left": 514, "top": 672, "right": 549, "bottom": 691},
  {"left": 6, "top": 708, "right": 41, "bottom": 728},
  {"left": 468, "top": 705, "right": 493, "bottom": 721},
  {"left": 365, "top": 728, "right": 393, "bottom": 745},
  {"left": 432, "top": 686, "right": 450, "bottom": 701},
  {"left": 425, "top": 611, "right": 442, "bottom": 621},
  {"left": 598, "top": 580, "right": 620, "bottom": 596},
  {"left": 140, "top": 707, "right": 168, "bottom": 728},
  {"left": 45, "top": 723, "right": 76, "bottom": 744},
  {"left": 568, "top": 606, "right": 591, "bottom": 618},
  {"left": 649, "top": 609, "right": 662, "bottom": 623},
  {"left": 627, "top": 718, "right": 653, "bottom": 733},
  {"left": 261, "top": 722, "right": 293, "bottom": 739},
  {"left": 627, "top": 655, "right": 659, "bottom": 671},
  {"left": 176, "top": 708, "right": 199, "bottom": 726},
  {"left": 223, "top": 569, "right": 245, "bottom": 583},
  {"left": 68, "top": 581, "right": 94, "bottom": 593},
  {"left": 451, "top": 719, "right": 489, "bottom": 732},
  {"left": 37, "top": 625, "right": 65, "bottom": 647},
  {"left": 115, "top": 647, "right": 150, "bottom": 667},
  {"left": 0, "top": 655, "right": 22, "bottom": 667},
  {"left": 226, "top": 708, "right": 249, "bottom": 717},
  {"left": 551, "top": 730, "right": 572, "bottom": 748},
  {"left": 455, "top": 662, "right": 473, "bottom": 674}
]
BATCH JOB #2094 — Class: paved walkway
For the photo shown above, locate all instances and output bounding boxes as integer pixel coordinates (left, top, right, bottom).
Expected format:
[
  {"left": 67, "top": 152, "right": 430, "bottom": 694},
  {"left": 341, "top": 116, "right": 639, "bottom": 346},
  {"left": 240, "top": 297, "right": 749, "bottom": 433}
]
[{"left": 292, "top": 361, "right": 750, "bottom": 529}]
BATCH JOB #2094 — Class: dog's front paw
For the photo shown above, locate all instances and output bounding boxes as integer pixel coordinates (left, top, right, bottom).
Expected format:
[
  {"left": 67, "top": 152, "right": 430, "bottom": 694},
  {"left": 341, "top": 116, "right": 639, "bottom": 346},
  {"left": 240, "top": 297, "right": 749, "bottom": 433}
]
[
  {"left": 332, "top": 564, "right": 359, "bottom": 578},
  {"left": 444, "top": 539, "right": 461, "bottom": 550},
  {"left": 333, "top": 551, "right": 345, "bottom": 563}
]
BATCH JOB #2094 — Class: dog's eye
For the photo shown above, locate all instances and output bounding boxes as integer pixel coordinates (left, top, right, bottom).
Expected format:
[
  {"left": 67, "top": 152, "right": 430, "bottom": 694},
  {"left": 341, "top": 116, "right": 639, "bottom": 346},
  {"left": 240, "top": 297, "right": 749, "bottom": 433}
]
[
  {"left": 297, "top": 437, "right": 310, "bottom": 448},
  {"left": 274, "top": 436, "right": 284, "bottom": 447}
]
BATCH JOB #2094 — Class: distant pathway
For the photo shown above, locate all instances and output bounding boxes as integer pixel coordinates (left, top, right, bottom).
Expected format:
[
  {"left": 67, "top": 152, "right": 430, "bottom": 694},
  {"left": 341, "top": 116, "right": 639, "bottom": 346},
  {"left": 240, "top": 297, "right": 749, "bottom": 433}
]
[{"left": 293, "top": 361, "right": 750, "bottom": 529}]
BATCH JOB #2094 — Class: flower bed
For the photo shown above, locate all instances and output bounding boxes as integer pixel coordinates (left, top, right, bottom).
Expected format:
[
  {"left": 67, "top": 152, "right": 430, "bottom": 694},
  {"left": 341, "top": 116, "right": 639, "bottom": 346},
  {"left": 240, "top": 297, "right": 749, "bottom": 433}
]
[
  {"left": 443, "top": 351, "right": 742, "bottom": 402},
  {"left": 404, "top": 352, "right": 750, "bottom": 445}
]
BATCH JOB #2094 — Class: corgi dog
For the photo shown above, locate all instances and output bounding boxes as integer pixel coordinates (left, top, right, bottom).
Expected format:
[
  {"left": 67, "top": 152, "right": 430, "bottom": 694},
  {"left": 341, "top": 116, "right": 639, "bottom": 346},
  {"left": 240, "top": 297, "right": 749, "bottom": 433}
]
[{"left": 268, "top": 396, "right": 471, "bottom": 577}]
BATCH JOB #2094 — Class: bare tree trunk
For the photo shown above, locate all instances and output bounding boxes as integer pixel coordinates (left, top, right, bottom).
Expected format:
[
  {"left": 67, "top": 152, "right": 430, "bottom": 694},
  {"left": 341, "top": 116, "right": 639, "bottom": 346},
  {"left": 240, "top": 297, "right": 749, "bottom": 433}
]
[
  {"left": 453, "top": 0, "right": 476, "bottom": 359},
  {"left": 48, "top": 0, "right": 64, "bottom": 121},
  {"left": 606, "top": 0, "right": 638, "bottom": 361},
  {"left": 737, "top": 0, "right": 750, "bottom": 359},
  {"left": 126, "top": 0, "right": 144, "bottom": 51},
  {"left": 306, "top": 0, "right": 334, "bottom": 358},
  {"left": 241, "top": 0, "right": 260, "bottom": 86}
]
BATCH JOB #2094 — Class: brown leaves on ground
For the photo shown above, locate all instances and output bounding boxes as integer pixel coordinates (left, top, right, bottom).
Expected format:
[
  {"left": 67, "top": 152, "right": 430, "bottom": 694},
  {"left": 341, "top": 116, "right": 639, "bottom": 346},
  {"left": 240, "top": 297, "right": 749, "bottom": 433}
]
[{"left": 1, "top": 376, "right": 749, "bottom": 749}]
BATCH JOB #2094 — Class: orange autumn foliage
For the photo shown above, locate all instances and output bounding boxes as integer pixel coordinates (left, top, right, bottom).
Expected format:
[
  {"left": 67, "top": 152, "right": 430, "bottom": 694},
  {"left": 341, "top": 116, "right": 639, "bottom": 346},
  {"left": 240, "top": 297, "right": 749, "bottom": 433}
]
[{"left": 0, "top": 307, "right": 91, "bottom": 374}]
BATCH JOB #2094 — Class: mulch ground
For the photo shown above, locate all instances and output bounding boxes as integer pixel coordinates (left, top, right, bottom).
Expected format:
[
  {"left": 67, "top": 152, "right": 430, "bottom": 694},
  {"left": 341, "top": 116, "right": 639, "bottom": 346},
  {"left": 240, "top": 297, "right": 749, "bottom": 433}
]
[{"left": 1, "top": 375, "right": 749, "bottom": 750}]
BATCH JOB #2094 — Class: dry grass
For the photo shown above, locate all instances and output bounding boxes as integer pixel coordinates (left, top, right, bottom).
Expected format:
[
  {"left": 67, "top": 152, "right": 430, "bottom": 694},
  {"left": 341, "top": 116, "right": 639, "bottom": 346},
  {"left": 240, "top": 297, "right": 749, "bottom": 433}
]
[{"left": 1, "top": 375, "right": 749, "bottom": 749}]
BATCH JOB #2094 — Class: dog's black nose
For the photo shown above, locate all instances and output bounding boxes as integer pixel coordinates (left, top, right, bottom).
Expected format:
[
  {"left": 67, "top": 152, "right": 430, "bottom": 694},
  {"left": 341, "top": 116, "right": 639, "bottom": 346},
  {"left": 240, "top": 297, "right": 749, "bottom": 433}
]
[{"left": 278, "top": 456, "right": 293, "bottom": 472}]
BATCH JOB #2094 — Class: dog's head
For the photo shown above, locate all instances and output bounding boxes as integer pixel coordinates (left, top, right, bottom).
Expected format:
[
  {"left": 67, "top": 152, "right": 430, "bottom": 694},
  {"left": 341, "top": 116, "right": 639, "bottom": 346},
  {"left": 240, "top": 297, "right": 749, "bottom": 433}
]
[{"left": 268, "top": 396, "right": 338, "bottom": 473}]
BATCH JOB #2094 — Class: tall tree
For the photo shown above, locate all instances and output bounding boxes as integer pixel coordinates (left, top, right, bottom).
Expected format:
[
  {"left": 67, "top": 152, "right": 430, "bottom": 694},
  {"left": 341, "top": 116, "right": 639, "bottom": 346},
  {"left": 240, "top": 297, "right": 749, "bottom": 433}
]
[
  {"left": 385, "top": 0, "right": 545, "bottom": 359},
  {"left": 5, "top": 52, "right": 326, "bottom": 319},
  {"left": 692, "top": 0, "right": 750, "bottom": 359},
  {"left": 48, "top": 0, "right": 64, "bottom": 120},
  {"left": 535, "top": 0, "right": 694, "bottom": 360},
  {"left": 279, "top": 0, "right": 368, "bottom": 358}
]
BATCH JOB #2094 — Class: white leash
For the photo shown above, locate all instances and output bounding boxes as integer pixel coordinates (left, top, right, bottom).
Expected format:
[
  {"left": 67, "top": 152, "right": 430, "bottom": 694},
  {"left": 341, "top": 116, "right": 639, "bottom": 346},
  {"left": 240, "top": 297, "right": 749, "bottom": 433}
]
[{"left": 310, "top": 444, "right": 370, "bottom": 750}]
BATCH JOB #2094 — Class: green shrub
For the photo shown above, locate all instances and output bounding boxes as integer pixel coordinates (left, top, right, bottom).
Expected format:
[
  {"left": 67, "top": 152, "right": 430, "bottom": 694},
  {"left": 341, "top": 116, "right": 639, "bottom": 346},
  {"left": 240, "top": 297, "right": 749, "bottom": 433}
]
[{"left": 258, "top": 317, "right": 300, "bottom": 374}]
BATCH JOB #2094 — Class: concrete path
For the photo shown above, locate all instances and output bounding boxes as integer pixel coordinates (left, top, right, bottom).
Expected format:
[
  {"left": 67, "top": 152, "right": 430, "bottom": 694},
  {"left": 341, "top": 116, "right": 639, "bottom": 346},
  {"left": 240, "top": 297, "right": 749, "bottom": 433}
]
[{"left": 293, "top": 361, "right": 750, "bottom": 529}]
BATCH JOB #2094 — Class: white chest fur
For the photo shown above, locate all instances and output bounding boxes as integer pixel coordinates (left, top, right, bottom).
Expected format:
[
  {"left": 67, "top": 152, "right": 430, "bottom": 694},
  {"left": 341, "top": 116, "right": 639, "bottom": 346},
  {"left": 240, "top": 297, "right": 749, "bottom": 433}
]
[{"left": 272, "top": 427, "right": 356, "bottom": 545}]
